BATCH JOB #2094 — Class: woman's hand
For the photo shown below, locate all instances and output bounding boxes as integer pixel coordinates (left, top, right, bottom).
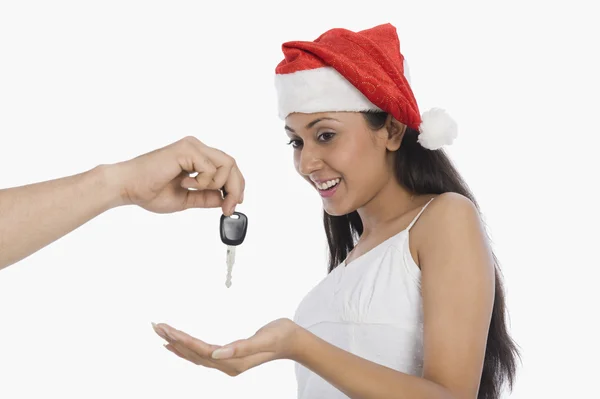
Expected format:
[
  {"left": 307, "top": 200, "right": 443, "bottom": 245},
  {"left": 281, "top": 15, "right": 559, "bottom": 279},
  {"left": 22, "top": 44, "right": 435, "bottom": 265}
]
[{"left": 152, "top": 318, "right": 302, "bottom": 376}]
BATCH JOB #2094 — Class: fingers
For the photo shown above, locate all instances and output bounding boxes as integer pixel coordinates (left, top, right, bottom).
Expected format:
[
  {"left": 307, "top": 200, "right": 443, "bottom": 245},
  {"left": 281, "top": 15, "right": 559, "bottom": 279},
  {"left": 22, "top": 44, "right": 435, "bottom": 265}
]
[
  {"left": 164, "top": 341, "right": 268, "bottom": 377},
  {"left": 152, "top": 323, "right": 218, "bottom": 365},
  {"left": 182, "top": 137, "right": 232, "bottom": 190},
  {"left": 186, "top": 138, "right": 245, "bottom": 215},
  {"left": 210, "top": 339, "right": 245, "bottom": 359},
  {"left": 221, "top": 166, "right": 245, "bottom": 216},
  {"left": 153, "top": 323, "right": 218, "bottom": 356},
  {"left": 153, "top": 323, "right": 240, "bottom": 375},
  {"left": 175, "top": 136, "right": 245, "bottom": 215},
  {"left": 183, "top": 189, "right": 223, "bottom": 210},
  {"left": 152, "top": 323, "right": 275, "bottom": 377},
  {"left": 180, "top": 140, "right": 218, "bottom": 190},
  {"left": 164, "top": 342, "right": 208, "bottom": 366},
  {"left": 211, "top": 338, "right": 265, "bottom": 360}
]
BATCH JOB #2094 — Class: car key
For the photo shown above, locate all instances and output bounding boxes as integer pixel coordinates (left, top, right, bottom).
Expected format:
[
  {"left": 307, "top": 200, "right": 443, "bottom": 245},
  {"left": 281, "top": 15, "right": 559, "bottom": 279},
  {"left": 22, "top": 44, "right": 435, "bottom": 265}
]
[{"left": 220, "top": 211, "right": 248, "bottom": 288}]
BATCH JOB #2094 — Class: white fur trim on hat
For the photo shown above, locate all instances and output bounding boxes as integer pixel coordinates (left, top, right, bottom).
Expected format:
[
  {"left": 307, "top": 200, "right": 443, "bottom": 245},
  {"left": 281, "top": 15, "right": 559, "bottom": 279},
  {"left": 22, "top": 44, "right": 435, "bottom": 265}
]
[
  {"left": 417, "top": 108, "right": 458, "bottom": 150},
  {"left": 274, "top": 58, "right": 457, "bottom": 151},
  {"left": 274, "top": 66, "right": 382, "bottom": 119},
  {"left": 274, "top": 59, "right": 412, "bottom": 119}
]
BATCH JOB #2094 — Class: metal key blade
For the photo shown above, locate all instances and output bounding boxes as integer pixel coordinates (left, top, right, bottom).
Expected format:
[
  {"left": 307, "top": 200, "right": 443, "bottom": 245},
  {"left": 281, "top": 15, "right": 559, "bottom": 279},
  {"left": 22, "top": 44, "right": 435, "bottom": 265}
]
[{"left": 225, "top": 245, "right": 236, "bottom": 288}]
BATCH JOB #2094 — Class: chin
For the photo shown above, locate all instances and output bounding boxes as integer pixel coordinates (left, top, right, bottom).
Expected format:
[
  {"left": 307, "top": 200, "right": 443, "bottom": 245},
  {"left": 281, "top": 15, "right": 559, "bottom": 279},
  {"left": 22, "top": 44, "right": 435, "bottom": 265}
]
[{"left": 322, "top": 201, "right": 357, "bottom": 217}]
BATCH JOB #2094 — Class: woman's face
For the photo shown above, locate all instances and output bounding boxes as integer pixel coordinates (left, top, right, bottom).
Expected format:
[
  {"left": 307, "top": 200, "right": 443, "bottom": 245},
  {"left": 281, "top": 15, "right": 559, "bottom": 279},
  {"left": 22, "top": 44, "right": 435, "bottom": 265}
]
[{"left": 284, "top": 112, "right": 402, "bottom": 216}]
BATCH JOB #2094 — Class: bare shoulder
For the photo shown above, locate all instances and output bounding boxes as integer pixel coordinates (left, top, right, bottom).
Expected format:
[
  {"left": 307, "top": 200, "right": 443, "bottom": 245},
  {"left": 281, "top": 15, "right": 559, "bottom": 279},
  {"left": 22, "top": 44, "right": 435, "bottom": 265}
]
[
  {"left": 414, "top": 192, "right": 482, "bottom": 232},
  {"left": 411, "top": 192, "right": 489, "bottom": 264}
]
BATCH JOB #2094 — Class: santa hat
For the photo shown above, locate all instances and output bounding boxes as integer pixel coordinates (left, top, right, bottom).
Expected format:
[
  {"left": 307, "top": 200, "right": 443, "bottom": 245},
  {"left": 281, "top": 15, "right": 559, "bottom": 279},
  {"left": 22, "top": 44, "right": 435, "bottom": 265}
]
[{"left": 274, "top": 23, "right": 457, "bottom": 150}]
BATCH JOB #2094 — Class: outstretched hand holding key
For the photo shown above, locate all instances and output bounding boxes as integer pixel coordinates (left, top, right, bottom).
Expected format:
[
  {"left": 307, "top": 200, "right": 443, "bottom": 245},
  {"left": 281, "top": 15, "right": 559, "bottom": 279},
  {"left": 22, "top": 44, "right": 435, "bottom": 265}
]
[{"left": 0, "top": 136, "right": 245, "bottom": 271}]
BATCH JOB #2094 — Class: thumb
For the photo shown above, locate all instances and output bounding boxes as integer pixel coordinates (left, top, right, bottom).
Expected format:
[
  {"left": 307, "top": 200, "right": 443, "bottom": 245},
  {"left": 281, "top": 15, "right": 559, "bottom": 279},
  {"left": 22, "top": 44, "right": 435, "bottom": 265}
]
[
  {"left": 211, "top": 338, "right": 263, "bottom": 360},
  {"left": 211, "top": 330, "right": 278, "bottom": 359}
]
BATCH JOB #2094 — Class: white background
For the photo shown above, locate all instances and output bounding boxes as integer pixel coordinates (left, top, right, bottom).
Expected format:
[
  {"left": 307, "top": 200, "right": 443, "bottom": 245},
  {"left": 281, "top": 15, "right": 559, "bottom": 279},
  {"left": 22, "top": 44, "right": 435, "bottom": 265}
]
[{"left": 1, "top": 1, "right": 598, "bottom": 398}]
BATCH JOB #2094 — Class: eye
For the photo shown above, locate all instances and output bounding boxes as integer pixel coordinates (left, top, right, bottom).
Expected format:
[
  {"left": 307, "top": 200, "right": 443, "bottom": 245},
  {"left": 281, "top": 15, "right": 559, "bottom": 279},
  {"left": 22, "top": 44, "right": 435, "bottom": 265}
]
[
  {"left": 287, "top": 138, "right": 303, "bottom": 149},
  {"left": 318, "top": 132, "right": 335, "bottom": 142}
]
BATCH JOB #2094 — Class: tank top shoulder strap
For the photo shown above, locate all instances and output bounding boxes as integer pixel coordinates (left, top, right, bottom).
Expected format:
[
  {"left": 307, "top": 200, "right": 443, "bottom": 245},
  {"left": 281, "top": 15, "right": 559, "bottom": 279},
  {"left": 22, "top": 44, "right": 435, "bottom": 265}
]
[{"left": 406, "top": 197, "right": 436, "bottom": 231}]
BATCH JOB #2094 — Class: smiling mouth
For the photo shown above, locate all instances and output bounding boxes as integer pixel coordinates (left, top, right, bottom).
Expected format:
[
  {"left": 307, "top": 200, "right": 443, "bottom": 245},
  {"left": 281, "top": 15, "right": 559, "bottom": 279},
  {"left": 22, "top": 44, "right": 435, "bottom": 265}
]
[{"left": 315, "top": 178, "right": 341, "bottom": 191}]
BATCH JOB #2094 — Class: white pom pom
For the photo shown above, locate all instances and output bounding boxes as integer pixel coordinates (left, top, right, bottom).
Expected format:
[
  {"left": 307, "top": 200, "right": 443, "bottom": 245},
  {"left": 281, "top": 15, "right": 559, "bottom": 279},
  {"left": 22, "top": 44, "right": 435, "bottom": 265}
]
[{"left": 417, "top": 108, "right": 458, "bottom": 150}]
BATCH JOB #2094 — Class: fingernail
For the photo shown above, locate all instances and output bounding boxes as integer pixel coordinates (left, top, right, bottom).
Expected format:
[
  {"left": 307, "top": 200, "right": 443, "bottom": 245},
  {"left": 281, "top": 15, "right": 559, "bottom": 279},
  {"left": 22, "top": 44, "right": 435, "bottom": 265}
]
[
  {"left": 151, "top": 322, "right": 167, "bottom": 339},
  {"left": 152, "top": 322, "right": 177, "bottom": 342},
  {"left": 212, "top": 346, "right": 234, "bottom": 359}
]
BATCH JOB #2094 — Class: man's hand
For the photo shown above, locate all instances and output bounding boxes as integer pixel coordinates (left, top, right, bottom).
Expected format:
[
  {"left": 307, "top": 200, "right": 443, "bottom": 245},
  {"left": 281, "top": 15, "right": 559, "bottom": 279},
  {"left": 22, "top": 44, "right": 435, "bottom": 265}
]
[
  {"left": 115, "top": 136, "right": 245, "bottom": 216},
  {"left": 0, "top": 136, "right": 246, "bottom": 270}
]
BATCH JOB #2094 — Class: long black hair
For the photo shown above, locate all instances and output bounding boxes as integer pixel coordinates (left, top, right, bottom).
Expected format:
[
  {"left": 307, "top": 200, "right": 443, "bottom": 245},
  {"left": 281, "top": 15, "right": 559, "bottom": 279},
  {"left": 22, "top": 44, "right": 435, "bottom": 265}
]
[{"left": 323, "top": 111, "right": 520, "bottom": 399}]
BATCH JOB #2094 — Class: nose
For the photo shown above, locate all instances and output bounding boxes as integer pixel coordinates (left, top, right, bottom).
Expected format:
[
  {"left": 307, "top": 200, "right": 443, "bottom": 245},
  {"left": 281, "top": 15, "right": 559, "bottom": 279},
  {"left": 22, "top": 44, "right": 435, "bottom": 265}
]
[{"left": 297, "top": 144, "right": 323, "bottom": 176}]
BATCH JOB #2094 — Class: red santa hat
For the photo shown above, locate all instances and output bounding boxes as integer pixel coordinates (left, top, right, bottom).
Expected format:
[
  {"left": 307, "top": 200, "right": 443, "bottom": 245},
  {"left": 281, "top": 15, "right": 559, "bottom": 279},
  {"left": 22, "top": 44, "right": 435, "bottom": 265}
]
[{"left": 274, "top": 23, "right": 457, "bottom": 150}]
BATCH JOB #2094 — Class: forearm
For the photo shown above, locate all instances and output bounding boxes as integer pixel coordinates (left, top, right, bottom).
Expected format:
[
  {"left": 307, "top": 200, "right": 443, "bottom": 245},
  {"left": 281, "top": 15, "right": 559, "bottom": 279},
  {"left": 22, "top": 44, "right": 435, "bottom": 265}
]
[
  {"left": 291, "top": 328, "right": 453, "bottom": 399},
  {"left": 0, "top": 164, "right": 123, "bottom": 270}
]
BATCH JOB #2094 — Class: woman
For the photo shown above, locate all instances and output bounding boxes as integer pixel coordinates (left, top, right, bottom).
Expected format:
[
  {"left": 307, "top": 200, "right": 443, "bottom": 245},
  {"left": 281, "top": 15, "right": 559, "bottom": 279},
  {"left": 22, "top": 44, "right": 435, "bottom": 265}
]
[{"left": 152, "top": 23, "right": 520, "bottom": 399}]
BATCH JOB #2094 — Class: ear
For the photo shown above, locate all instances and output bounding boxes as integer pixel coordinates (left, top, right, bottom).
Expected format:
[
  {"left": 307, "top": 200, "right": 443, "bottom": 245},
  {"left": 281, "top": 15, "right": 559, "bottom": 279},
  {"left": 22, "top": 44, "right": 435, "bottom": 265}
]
[{"left": 384, "top": 115, "right": 406, "bottom": 152}]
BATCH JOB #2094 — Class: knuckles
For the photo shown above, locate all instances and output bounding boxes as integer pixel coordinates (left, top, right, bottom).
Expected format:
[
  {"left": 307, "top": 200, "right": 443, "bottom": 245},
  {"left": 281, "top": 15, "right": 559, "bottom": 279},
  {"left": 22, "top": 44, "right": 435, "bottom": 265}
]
[
  {"left": 176, "top": 136, "right": 245, "bottom": 195},
  {"left": 181, "top": 135, "right": 202, "bottom": 146}
]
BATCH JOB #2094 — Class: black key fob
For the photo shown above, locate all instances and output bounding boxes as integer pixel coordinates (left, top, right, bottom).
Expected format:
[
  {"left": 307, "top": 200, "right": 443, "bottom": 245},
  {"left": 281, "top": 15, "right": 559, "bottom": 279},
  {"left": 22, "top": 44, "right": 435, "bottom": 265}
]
[{"left": 220, "top": 211, "right": 248, "bottom": 246}]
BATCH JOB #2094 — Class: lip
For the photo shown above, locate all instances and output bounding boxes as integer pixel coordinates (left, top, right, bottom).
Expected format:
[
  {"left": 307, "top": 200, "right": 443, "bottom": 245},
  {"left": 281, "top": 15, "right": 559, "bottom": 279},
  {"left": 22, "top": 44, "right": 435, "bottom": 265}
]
[{"left": 315, "top": 178, "right": 341, "bottom": 198}]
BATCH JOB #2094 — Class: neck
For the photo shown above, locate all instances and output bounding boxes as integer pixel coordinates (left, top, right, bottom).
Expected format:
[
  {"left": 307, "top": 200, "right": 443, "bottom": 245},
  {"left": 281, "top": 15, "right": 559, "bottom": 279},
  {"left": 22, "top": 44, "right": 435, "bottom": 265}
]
[{"left": 356, "top": 175, "right": 416, "bottom": 237}]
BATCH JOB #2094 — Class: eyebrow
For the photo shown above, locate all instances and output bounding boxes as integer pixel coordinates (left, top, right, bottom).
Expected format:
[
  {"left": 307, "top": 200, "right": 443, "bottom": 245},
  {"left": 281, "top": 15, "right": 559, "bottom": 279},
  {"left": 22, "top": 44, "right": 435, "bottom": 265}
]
[{"left": 284, "top": 117, "right": 339, "bottom": 133}]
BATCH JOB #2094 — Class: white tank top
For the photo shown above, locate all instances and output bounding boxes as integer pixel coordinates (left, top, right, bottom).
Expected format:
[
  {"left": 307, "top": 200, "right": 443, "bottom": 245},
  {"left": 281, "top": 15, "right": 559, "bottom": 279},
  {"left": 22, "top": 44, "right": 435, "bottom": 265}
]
[{"left": 293, "top": 198, "right": 434, "bottom": 398}]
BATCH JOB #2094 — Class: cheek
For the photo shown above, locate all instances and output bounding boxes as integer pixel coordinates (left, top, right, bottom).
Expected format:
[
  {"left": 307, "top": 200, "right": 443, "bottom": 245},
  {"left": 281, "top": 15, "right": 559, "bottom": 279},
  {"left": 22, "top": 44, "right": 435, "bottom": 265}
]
[
  {"left": 329, "top": 140, "right": 361, "bottom": 173},
  {"left": 340, "top": 143, "right": 390, "bottom": 200},
  {"left": 337, "top": 140, "right": 384, "bottom": 180}
]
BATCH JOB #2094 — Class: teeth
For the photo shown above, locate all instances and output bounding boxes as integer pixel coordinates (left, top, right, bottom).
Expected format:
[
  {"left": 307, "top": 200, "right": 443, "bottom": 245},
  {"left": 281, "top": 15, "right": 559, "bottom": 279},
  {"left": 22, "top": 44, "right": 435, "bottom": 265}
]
[{"left": 316, "top": 178, "right": 340, "bottom": 190}]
